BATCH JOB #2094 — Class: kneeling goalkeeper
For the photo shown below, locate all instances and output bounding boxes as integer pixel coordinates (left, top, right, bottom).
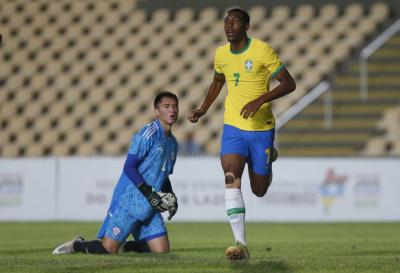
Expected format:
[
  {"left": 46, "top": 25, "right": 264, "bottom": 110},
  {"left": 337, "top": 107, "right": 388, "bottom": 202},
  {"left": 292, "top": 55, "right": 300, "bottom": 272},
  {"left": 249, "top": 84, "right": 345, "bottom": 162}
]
[{"left": 52, "top": 92, "right": 180, "bottom": 254}]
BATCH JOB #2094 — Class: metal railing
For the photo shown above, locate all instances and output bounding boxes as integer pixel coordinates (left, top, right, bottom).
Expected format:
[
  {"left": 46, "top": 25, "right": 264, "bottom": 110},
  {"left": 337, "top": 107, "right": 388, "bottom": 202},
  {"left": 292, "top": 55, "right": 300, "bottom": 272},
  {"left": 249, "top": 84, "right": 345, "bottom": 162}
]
[
  {"left": 276, "top": 81, "right": 331, "bottom": 130},
  {"left": 359, "top": 19, "right": 400, "bottom": 101}
]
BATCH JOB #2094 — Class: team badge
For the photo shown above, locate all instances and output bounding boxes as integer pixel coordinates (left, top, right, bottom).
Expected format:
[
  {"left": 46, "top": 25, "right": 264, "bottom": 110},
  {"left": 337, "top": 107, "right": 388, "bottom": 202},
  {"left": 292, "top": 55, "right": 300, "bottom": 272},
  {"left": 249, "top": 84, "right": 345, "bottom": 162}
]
[
  {"left": 112, "top": 227, "right": 121, "bottom": 235},
  {"left": 244, "top": 60, "right": 253, "bottom": 71}
]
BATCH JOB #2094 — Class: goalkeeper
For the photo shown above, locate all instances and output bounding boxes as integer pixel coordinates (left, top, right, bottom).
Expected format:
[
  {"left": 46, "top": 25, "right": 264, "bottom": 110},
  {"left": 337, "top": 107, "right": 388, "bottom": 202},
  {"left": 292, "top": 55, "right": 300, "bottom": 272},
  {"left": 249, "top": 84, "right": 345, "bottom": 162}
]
[{"left": 52, "top": 91, "right": 180, "bottom": 254}]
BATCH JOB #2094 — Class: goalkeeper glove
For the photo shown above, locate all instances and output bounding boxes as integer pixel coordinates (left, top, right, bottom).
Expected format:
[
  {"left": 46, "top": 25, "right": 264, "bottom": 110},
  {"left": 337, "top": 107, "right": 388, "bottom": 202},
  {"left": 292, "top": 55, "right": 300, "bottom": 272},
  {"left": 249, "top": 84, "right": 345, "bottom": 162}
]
[
  {"left": 166, "top": 192, "right": 178, "bottom": 220},
  {"left": 137, "top": 183, "right": 168, "bottom": 212},
  {"left": 156, "top": 192, "right": 178, "bottom": 220}
]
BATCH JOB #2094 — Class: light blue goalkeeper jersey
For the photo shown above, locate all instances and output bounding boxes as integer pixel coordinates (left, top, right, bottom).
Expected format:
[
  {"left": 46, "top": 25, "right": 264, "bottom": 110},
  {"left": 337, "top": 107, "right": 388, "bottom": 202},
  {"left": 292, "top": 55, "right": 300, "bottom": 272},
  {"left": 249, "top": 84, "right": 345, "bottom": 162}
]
[{"left": 107, "top": 119, "right": 178, "bottom": 221}]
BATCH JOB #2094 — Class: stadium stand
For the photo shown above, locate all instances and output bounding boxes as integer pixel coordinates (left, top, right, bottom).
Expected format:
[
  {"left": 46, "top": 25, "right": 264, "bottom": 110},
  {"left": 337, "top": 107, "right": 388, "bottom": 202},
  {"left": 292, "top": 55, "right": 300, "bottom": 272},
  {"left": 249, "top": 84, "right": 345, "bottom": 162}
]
[
  {"left": 363, "top": 105, "right": 400, "bottom": 156},
  {"left": 0, "top": 0, "right": 398, "bottom": 157},
  {"left": 277, "top": 30, "right": 400, "bottom": 156}
]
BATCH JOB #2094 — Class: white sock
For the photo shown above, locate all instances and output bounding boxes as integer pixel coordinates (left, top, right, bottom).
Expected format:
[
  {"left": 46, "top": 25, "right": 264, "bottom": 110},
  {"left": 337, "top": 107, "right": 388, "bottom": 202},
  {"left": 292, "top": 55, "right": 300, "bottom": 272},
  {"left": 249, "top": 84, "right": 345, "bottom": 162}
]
[{"left": 225, "top": 188, "right": 246, "bottom": 245}]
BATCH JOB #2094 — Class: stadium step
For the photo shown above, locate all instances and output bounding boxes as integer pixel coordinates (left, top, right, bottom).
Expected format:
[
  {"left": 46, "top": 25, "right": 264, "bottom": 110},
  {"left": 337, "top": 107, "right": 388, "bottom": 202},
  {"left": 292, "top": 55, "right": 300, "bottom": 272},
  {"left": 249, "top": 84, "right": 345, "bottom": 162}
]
[
  {"left": 386, "top": 35, "right": 400, "bottom": 46},
  {"left": 285, "top": 118, "right": 378, "bottom": 130},
  {"left": 329, "top": 90, "right": 400, "bottom": 101},
  {"left": 369, "top": 48, "right": 400, "bottom": 58},
  {"left": 334, "top": 76, "right": 400, "bottom": 86},
  {"left": 278, "top": 33, "right": 400, "bottom": 156},
  {"left": 278, "top": 133, "right": 372, "bottom": 144},
  {"left": 301, "top": 103, "right": 397, "bottom": 115},
  {"left": 278, "top": 147, "right": 358, "bottom": 157},
  {"left": 350, "top": 63, "right": 400, "bottom": 74}
]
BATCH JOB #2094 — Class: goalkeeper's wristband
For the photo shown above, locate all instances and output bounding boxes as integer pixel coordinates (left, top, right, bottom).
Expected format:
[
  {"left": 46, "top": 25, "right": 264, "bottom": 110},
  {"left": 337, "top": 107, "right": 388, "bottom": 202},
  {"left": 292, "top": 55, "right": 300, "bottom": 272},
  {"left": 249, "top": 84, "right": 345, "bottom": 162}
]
[
  {"left": 137, "top": 182, "right": 153, "bottom": 197},
  {"left": 137, "top": 183, "right": 168, "bottom": 212}
]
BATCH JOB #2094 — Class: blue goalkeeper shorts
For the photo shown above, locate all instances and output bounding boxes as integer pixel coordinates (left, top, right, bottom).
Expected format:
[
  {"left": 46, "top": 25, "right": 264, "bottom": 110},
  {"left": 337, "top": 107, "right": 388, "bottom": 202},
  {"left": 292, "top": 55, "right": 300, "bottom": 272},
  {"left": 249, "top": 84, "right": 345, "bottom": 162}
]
[
  {"left": 220, "top": 124, "right": 275, "bottom": 175},
  {"left": 97, "top": 210, "right": 167, "bottom": 243}
]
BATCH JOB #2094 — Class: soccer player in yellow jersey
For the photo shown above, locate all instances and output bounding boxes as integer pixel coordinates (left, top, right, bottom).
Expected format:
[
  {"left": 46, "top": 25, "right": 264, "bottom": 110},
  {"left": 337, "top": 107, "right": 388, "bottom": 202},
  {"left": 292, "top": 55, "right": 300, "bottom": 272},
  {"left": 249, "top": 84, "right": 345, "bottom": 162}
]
[{"left": 187, "top": 8, "right": 296, "bottom": 260}]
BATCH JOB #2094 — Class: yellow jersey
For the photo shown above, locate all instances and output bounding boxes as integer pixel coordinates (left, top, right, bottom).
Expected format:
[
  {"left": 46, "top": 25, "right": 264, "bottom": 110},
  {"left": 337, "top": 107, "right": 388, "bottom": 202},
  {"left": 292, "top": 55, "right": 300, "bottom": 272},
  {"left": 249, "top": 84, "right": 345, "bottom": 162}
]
[{"left": 214, "top": 38, "right": 284, "bottom": 131}]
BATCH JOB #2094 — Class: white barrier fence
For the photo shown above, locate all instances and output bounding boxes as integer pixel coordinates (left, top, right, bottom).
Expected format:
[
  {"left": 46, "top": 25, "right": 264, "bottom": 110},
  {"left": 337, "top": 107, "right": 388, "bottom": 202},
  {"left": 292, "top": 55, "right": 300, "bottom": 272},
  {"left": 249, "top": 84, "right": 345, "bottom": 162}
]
[{"left": 0, "top": 157, "right": 399, "bottom": 222}]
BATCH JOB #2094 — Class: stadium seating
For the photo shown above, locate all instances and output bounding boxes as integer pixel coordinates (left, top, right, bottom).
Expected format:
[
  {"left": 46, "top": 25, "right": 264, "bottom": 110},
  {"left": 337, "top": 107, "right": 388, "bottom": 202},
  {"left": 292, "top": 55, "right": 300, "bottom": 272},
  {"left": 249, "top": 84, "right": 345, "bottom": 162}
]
[
  {"left": 0, "top": 1, "right": 397, "bottom": 157},
  {"left": 278, "top": 32, "right": 400, "bottom": 156},
  {"left": 363, "top": 106, "right": 400, "bottom": 156}
]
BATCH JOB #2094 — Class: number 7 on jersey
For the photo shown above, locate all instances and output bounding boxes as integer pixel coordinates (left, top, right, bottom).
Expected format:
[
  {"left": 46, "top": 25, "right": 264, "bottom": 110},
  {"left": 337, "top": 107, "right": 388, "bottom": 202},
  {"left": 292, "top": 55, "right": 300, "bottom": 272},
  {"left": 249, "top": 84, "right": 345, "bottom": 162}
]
[{"left": 233, "top": 73, "right": 240, "bottom": 86}]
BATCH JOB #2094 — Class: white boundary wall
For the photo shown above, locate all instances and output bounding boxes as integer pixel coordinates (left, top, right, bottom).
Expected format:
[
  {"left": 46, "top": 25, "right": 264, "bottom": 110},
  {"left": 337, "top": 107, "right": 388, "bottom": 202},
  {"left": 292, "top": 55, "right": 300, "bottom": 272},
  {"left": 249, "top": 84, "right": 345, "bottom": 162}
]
[{"left": 0, "top": 157, "right": 399, "bottom": 222}]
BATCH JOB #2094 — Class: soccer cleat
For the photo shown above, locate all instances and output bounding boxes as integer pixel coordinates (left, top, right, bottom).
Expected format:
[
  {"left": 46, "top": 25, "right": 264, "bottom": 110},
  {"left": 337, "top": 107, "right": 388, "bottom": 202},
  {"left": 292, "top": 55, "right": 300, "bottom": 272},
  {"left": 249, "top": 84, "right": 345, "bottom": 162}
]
[
  {"left": 271, "top": 147, "right": 278, "bottom": 162},
  {"left": 52, "top": 236, "right": 85, "bottom": 254},
  {"left": 225, "top": 241, "right": 250, "bottom": 260}
]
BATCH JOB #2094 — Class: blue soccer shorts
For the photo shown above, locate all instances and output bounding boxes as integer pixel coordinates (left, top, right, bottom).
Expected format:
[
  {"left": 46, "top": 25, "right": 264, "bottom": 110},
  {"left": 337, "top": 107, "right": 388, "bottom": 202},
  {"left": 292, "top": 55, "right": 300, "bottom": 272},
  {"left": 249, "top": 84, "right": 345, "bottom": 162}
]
[
  {"left": 97, "top": 210, "right": 167, "bottom": 243},
  {"left": 220, "top": 124, "right": 275, "bottom": 175}
]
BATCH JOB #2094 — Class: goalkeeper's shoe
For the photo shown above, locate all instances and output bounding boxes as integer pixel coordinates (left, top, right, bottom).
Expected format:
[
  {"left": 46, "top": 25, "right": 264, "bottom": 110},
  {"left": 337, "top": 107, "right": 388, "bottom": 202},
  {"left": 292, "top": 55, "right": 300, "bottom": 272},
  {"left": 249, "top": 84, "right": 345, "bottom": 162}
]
[
  {"left": 52, "top": 236, "right": 85, "bottom": 254},
  {"left": 271, "top": 147, "right": 278, "bottom": 162},
  {"left": 225, "top": 241, "right": 250, "bottom": 261}
]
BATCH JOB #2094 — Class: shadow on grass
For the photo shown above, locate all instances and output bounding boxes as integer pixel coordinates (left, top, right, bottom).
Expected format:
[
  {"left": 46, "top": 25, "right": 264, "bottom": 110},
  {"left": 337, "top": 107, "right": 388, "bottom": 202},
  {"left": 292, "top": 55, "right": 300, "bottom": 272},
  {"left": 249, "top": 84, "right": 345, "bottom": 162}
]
[{"left": 231, "top": 260, "right": 294, "bottom": 273}]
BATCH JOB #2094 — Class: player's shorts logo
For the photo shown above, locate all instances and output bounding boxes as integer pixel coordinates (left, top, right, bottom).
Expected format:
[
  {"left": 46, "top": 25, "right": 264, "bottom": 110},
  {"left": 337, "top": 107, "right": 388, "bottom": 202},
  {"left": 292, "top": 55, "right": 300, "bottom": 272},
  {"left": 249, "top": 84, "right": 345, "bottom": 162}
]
[{"left": 112, "top": 227, "right": 121, "bottom": 235}]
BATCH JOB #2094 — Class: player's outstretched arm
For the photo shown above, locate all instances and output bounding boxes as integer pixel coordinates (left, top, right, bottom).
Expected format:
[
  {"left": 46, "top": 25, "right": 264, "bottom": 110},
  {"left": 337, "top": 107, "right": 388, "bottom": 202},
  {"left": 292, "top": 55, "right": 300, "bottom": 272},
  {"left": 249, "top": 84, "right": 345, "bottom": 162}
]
[
  {"left": 240, "top": 67, "right": 296, "bottom": 119},
  {"left": 187, "top": 73, "right": 225, "bottom": 123}
]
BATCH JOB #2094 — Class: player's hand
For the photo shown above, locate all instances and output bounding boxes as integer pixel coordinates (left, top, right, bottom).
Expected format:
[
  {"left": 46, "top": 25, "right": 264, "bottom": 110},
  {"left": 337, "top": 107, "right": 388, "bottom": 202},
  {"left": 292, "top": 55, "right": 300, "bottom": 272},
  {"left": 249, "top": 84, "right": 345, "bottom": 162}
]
[
  {"left": 138, "top": 183, "right": 169, "bottom": 212},
  {"left": 187, "top": 107, "right": 206, "bottom": 123},
  {"left": 155, "top": 192, "right": 178, "bottom": 220},
  {"left": 148, "top": 191, "right": 169, "bottom": 212},
  {"left": 240, "top": 98, "right": 264, "bottom": 119},
  {"left": 167, "top": 193, "right": 178, "bottom": 220}
]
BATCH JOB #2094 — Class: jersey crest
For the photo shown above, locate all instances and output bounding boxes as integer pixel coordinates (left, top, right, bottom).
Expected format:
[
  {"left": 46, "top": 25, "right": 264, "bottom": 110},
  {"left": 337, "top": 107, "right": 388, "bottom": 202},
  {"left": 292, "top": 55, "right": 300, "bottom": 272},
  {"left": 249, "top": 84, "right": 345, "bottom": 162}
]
[{"left": 244, "top": 59, "right": 253, "bottom": 72}]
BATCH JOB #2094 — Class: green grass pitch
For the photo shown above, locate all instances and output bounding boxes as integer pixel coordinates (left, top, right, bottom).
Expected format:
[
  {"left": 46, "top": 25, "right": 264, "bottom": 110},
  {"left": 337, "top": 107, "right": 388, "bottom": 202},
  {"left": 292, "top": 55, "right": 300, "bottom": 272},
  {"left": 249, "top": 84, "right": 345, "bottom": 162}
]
[{"left": 0, "top": 222, "right": 399, "bottom": 273}]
